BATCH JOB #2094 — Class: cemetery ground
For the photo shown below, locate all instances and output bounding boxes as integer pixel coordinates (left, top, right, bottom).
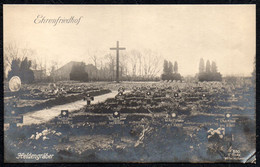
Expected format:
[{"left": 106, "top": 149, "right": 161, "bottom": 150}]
[{"left": 4, "top": 80, "right": 255, "bottom": 163}]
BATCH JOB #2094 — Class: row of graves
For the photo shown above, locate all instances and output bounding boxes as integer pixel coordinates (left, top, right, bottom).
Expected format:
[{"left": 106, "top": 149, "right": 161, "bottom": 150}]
[
  {"left": 6, "top": 109, "right": 247, "bottom": 162},
  {"left": 49, "top": 80, "right": 253, "bottom": 130},
  {"left": 42, "top": 81, "right": 254, "bottom": 161},
  {"left": 5, "top": 80, "right": 111, "bottom": 116},
  {"left": 4, "top": 77, "right": 112, "bottom": 133},
  {"left": 6, "top": 78, "right": 253, "bottom": 130},
  {"left": 46, "top": 102, "right": 248, "bottom": 162},
  {"left": 5, "top": 77, "right": 254, "bottom": 162},
  {"left": 16, "top": 83, "right": 110, "bottom": 100}
]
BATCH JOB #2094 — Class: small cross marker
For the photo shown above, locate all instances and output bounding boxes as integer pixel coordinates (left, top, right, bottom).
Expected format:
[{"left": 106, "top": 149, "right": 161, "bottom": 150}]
[{"left": 84, "top": 94, "right": 94, "bottom": 105}]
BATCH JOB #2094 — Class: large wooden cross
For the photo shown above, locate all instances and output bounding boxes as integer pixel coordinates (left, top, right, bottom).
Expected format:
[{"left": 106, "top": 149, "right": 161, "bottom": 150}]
[{"left": 110, "top": 41, "right": 126, "bottom": 83}]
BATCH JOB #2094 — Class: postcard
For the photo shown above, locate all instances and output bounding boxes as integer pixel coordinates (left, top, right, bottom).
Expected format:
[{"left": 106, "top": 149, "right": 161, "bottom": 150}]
[{"left": 3, "top": 5, "right": 256, "bottom": 163}]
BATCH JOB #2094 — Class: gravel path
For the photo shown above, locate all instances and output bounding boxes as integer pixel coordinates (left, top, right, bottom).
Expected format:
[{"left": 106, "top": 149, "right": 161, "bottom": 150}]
[{"left": 19, "top": 91, "right": 118, "bottom": 126}]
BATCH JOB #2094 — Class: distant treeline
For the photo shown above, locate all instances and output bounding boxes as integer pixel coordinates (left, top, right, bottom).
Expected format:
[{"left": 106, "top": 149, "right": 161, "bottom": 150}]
[
  {"left": 69, "top": 59, "right": 223, "bottom": 82},
  {"left": 198, "top": 58, "right": 222, "bottom": 82},
  {"left": 161, "top": 60, "right": 182, "bottom": 81},
  {"left": 69, "top": 62, "right": 161, "bottom": 82},
  {"left": 160, "top": 58, "right": 222, "bottom": 82},
  {"left": 8, "top": 57, "right": 34, "bottom": 83}
]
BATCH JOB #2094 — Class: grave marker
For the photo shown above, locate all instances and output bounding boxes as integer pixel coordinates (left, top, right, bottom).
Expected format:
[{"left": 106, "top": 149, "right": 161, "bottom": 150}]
[
  {"left": 217, "top": 112, "right": 238, "bottom": 143},
  {"left": 113, "top": 111, "right": 120, "bottom": 118},
  {"left": 118, "top": 87, "right": 125, "bottom": 94},
  {"left": 145, "top": 91, "right": 153, "bottom": 104},
  {"left": 6, "top": 110, "right": 23, "bottom": 129},
  {"left": 173, "top": 92, "right": 182, "bottom": 102},
  {"left": 108, "top": 111, "right": 126, "bottom": 125},
  {"left": 84, "top": 94, "right": 94, "bottom": 105},
  {"left": 174, "top": 93, "right": 179, "bottom": 98},
  {"left": 164, "top": 112, "right": 183, "bottom": 127},
  {"left": 6, "top": 76, "right": 23, "bottom": 129},
  {"left": 55, "top": 110, "right": 73, "bottom": 125},
  {"left": 116, "top": 92, "right": 125, "bottom": 105},
  {"left": 201, "top": 93, "right": 208, "bottom": 101}
]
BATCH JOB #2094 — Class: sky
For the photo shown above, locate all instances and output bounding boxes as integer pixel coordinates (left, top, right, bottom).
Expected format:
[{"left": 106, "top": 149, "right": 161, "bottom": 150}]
[{"left": 4, "top": 5, "right": 255, "bottom": 76}]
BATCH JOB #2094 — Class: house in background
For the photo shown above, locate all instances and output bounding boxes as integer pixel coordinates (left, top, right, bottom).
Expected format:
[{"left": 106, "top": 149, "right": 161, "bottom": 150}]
[{"left": 50, "top": 61, "right": 98, "bottom": 81}]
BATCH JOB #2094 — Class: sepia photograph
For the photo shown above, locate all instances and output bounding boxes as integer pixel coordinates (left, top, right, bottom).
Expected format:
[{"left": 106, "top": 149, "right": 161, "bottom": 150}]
[{"left": 3, "top": 5, "right": 256, "bottom": 163}]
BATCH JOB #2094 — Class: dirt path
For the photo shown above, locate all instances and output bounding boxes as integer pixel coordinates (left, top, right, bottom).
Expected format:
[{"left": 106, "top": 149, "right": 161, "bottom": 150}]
[{"left": 19, "top": 91, "right": 119, "bottom": 126}]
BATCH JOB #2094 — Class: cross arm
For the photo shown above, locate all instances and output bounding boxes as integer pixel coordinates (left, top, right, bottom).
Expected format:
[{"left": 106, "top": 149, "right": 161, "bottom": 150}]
[{"left": 110, "top": 48, "right": 126, "bottom": 50}]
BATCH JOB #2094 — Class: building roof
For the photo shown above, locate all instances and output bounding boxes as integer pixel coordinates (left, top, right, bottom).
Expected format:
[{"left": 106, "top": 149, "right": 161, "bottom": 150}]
[{"left": 51, "top": 61, "right": 98, "bottom": 77}]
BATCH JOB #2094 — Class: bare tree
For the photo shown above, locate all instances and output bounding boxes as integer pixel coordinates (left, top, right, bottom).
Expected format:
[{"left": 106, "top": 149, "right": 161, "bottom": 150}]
[
  {"left": 31, "top": 59, "right": 38, "bottom": 70},
  {"left": 91, "top": 54, "right": 98, "bottom": 68},
  {"left": 138, "top": 53, "right": 142, "bottom": 76},
  {"left": 106, "top": 53, "right": 116, "bottom": 80},
  {"left": 4, "top": 43, "right": 19, "bottom": 69},
  {"left": 50, "top": 61, "right": 58, "bottom": 73},
  {"left": 4, "top": 43, "right": 36, "bottom": 79},
  {"left": 142, "top": 49, "right": 162, "bottom": 78},
  {"left": 125, "top": 49, "right": 162, "bottom": 79},
  {"left": 129, "top": 50, "right": 140, "bottom": 76},
  {"left": 119, "top": 54, "right": 128, "bottom": 77},
  {"left": 31, "top": 56, "right": 46, "bottom": 71}
]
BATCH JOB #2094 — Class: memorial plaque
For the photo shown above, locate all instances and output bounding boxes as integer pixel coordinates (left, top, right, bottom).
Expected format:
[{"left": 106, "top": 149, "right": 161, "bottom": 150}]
[
  {"left": 164, "top": 112, "right": 184, "bottom": 127},
  {"left": 55, "top": 110, "right": 73, "bottom": 125},
  {"left": 6, "top": 110, "right": 23, "bottom": 129},
  {"left": 9, "top": 76, "right": 21, "bottom": 92},
  {"left": 108, "top": 112, "right": 126, "bottom": 125}
]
